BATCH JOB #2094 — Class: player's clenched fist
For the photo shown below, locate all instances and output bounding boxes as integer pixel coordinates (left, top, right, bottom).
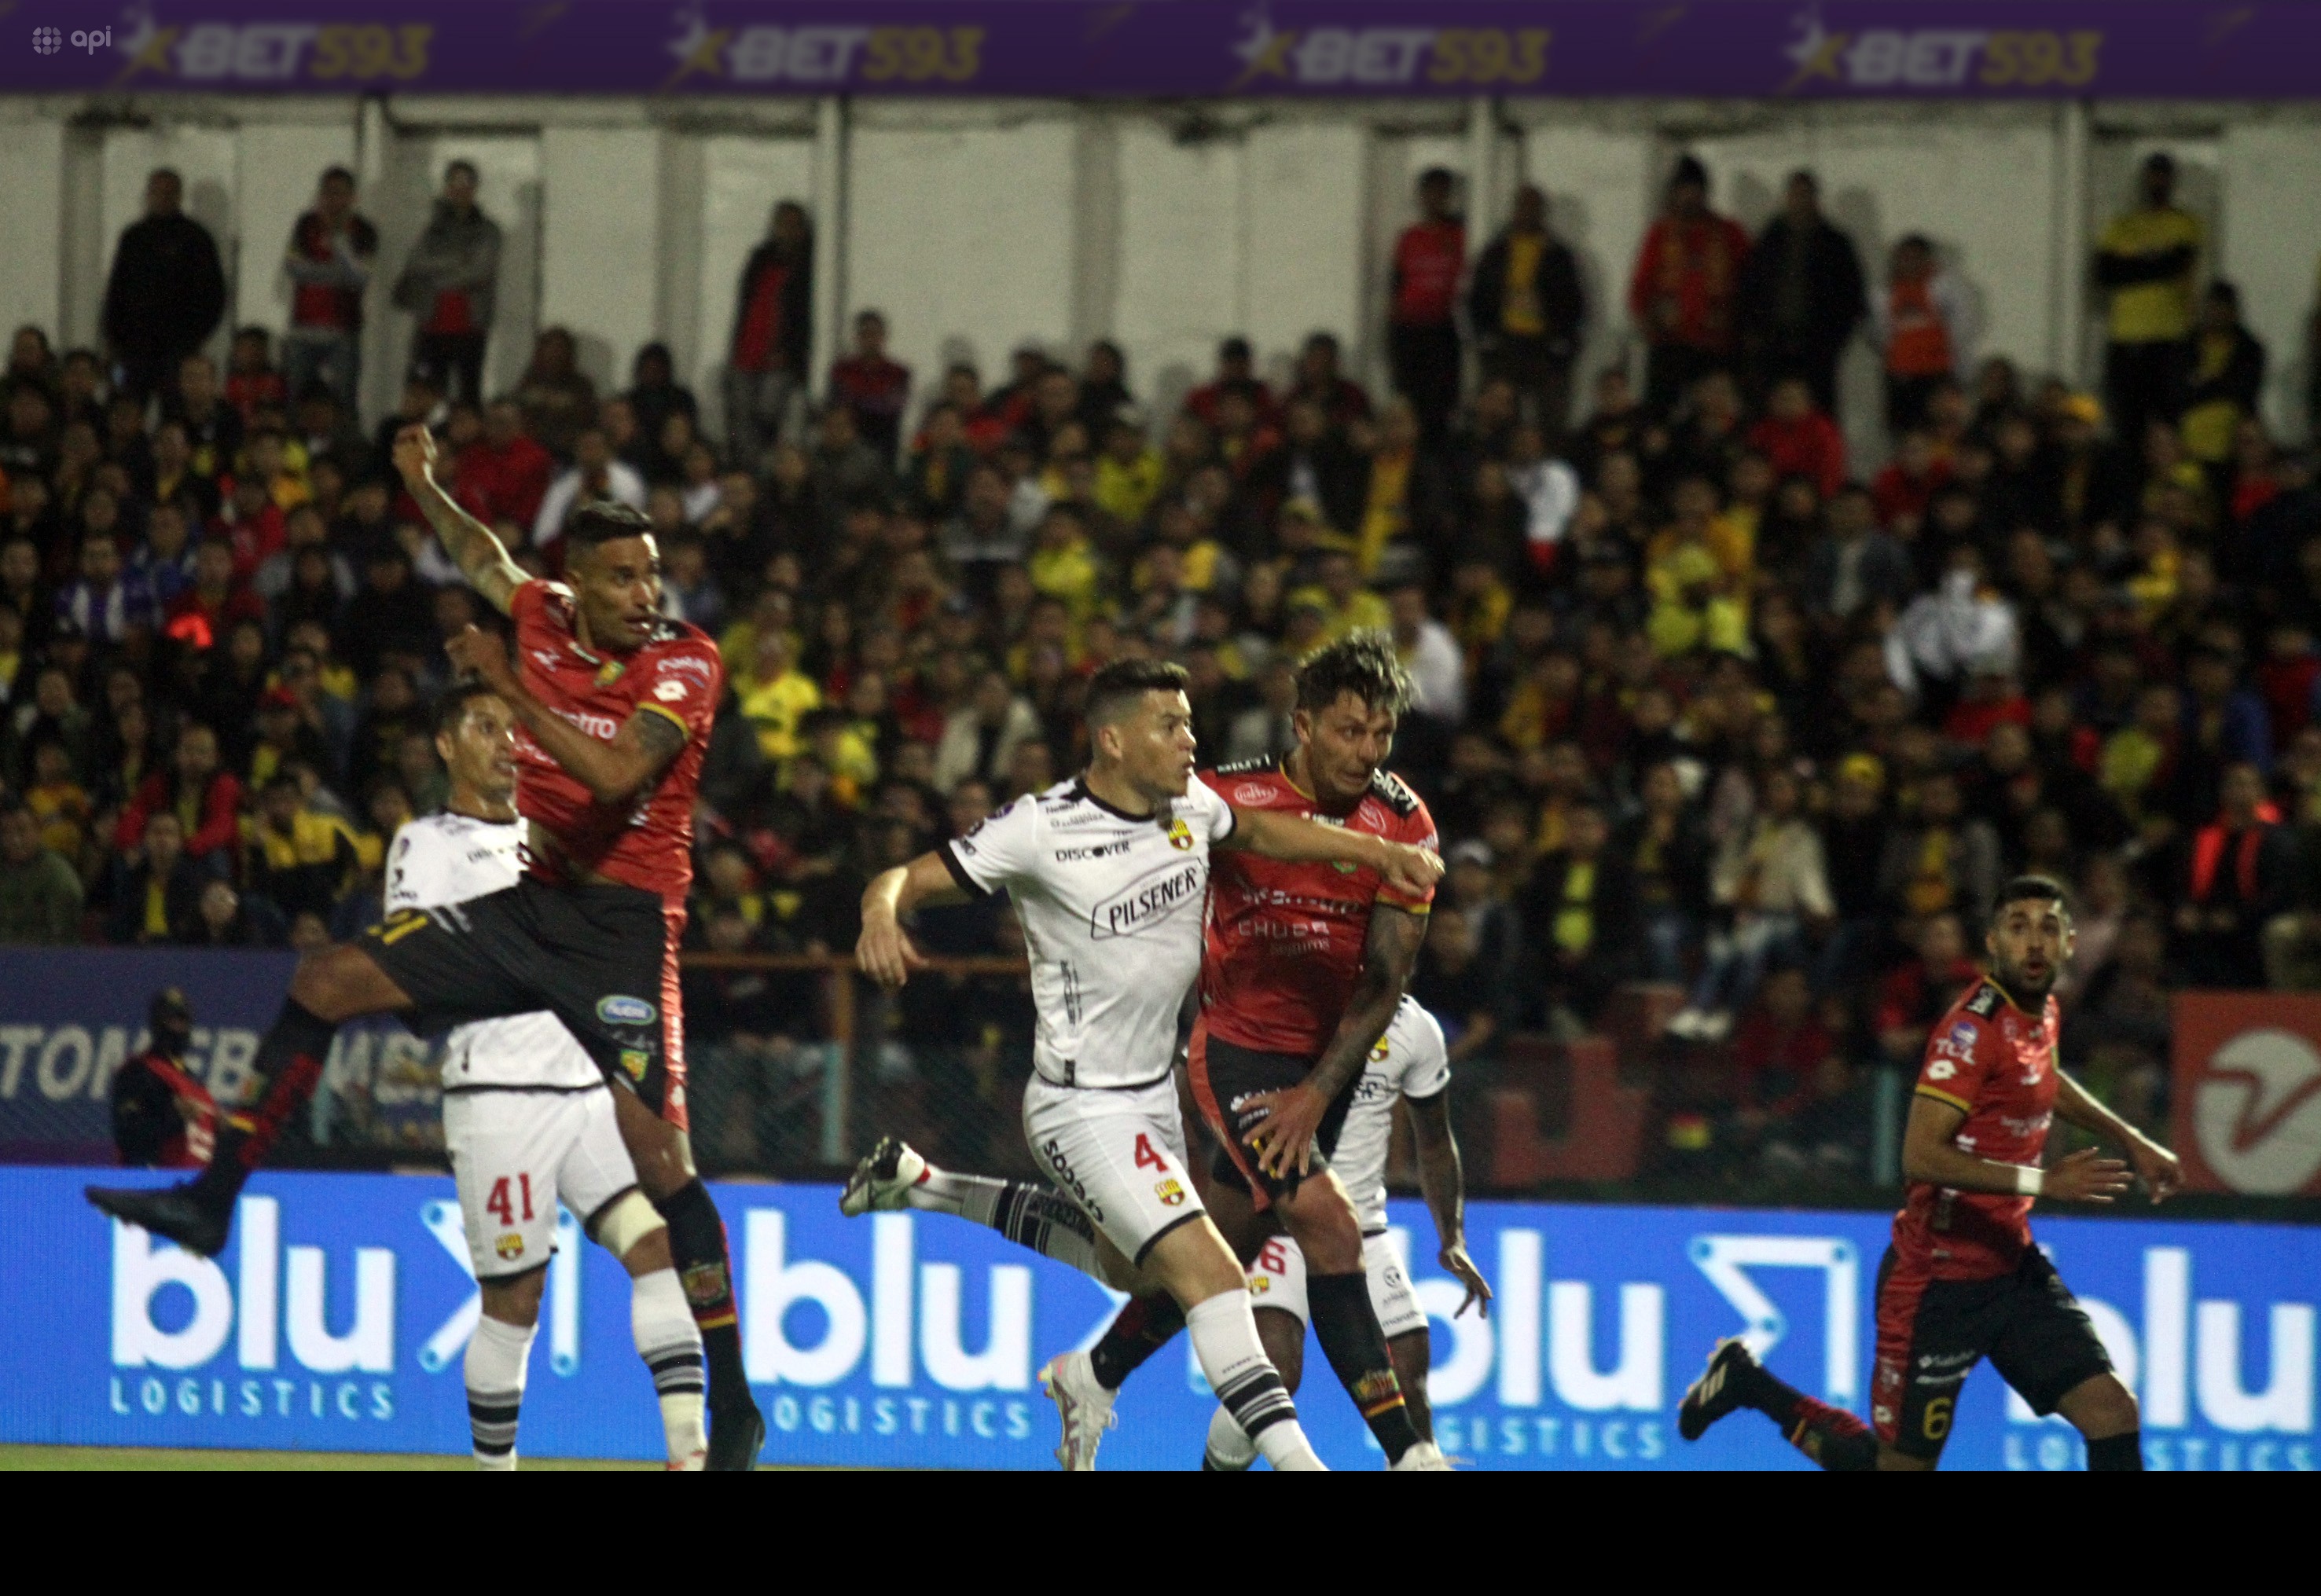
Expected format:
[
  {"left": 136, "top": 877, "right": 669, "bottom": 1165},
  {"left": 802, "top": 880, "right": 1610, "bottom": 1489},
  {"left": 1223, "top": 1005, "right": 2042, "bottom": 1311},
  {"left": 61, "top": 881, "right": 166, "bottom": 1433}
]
[
  {"left": 391, "top": 422, "right": 439, "bottom": 488},
  {"left": 856, "top": 912, "right": 927, "bottom": 990},
  {"left": 1378, "top": 842, "right": 1443, "bottom": 901}
]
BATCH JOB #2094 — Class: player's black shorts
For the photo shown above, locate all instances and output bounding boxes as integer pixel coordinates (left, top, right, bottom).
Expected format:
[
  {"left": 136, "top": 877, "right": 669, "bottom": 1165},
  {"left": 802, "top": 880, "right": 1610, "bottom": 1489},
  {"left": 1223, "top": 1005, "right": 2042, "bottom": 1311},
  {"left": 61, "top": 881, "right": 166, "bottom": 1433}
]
[
  {"left": 362, "top": 878, "right": 689, "bottom": 1128},
  {"left": 1871, "top": 1244, "right": 2114, "bottom": 1461},
  {"left": 1188, "top": 1019, "right": 1359, "bottom": 1212}
]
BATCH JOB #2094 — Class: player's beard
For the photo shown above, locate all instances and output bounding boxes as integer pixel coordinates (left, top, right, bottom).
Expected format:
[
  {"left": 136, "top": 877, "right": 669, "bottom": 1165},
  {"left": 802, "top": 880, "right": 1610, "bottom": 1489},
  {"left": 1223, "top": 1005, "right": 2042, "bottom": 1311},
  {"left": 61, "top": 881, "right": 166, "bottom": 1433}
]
[{"left": 1994, "top": 953, "right": 2056, "bottom": 1005}]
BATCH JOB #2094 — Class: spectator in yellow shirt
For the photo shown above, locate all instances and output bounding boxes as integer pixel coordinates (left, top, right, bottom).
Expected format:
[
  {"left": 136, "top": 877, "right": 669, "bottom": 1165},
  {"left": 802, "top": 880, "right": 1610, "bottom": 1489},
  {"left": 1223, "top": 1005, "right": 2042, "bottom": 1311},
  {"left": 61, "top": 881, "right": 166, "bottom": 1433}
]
[
  {"left": 740, "top": 627, "right": 821, "bottom": 761},
  {"left": 1026, "top": 502, "right": 1104, "bottom": 625},
  {"left": 1290, "top": 551, "right": 1391, "bottom": 644},
  {"left": 2095, "top": 152, "right": 2202, "bottom": 452},
  {"left": 1093, "top": 416, "right": 1163, "bottom": 527}
]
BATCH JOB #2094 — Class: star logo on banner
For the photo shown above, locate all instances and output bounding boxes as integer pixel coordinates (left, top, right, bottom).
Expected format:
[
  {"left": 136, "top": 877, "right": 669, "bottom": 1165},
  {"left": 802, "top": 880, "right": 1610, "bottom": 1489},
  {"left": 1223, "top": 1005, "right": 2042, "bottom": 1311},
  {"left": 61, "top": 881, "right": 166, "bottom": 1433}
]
[
  {"left": 662, "top": 5, "right": 731, "bottom": 90},
  {"left": 1779, "top": 12, "right": 1849, "bottom": 93},
  {"left": 1229, "top": 6, "right": 1296, "bottom": 87},
  {"left": 112, "top": 5, "right": 178, "bottom": 86}
]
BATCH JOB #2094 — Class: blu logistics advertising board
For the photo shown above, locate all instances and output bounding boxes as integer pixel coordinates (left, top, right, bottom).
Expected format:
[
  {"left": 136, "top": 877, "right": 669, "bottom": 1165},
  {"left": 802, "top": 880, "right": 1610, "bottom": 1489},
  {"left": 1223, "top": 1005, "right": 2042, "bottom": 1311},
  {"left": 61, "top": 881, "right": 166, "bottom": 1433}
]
[{"left": 6, "top": 1167, "right": 2314, "bottom": 1470}]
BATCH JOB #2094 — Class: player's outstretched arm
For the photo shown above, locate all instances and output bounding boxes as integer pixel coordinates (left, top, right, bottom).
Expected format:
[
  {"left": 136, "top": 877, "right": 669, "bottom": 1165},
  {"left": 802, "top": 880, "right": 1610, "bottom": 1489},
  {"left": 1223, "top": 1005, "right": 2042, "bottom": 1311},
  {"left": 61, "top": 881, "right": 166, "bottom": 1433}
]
[
  {"left": 1245, "top": 904, "right": 1427, "bottom": 1180},
  {"left": 1222, "top": 805, "right": 1443, "bottom": 900},
  {"left": 1900, "top": 1094, "right": 2132, "bottom": 1203},
  {"left": 2053, "top": 1070, "right": 2181, "bottom": 1201},
  {"left": 444, "top": 625, "right": 687, "bottom": 805},
  {"left": 392, "top": 423, "right": 528, "bottom": 615},
  {"left": 857, "top": 852, "right": 971, "bottom": 990},
  {"left": 1407, "top": 1089, "right": 1489, "bottom": 1319}
]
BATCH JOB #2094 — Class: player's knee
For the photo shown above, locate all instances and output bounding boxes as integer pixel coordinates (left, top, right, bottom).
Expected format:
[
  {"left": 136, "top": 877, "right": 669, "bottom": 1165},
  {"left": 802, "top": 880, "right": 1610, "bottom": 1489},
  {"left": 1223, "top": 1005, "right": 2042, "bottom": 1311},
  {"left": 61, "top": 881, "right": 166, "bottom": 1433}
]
[
  {"left": 480, "top": 1266, "right": 547, "bottom": 1328},
  {"left": 2063, "top": 1374, "right": 2139, "bottom": 1438},
  {"left": 1280, "top": 1199, "right": 1361, "bottom": 1273},
  {"left": 589, "top": 1189, "right": 668, "bottom": 1268}
]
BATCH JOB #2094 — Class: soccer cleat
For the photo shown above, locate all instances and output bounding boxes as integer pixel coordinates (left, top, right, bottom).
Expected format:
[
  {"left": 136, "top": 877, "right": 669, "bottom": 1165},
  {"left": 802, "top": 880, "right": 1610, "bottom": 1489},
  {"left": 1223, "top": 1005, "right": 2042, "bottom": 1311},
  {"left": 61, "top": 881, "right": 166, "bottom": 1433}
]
[
  {"left": 1202, "top": 1406, "right": 1255, "bottom": 1471},
  {"left": 1679, "top": 1337, "right": 1760, "bottom": 1442},
  {"left": 839, "top": 1136, "right": 927, "bottom": 1217},
  {"left": 1038, "top": 1350, "right": 1118, "bottom": 1471},
  {"left": 705, "top": 1402, "right": 765, "bottom": 1472},
  {"left": 86, "top": 1182, "right": 232, "bottom": 1257},
  {"left": 1387, "top": 1440, "right": 1452, "bottom": 1471},
  {"left": 668, "top": 1447, "right": 708, "bottom": 1472}
]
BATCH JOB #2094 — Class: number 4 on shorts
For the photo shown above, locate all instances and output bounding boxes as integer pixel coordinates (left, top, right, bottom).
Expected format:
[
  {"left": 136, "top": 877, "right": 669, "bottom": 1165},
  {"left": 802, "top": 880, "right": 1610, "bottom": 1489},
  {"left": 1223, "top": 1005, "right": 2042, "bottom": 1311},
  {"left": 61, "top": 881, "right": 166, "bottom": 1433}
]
[{"left": 1134, "top": 1133, "right": 1170, "bottom": 1172}]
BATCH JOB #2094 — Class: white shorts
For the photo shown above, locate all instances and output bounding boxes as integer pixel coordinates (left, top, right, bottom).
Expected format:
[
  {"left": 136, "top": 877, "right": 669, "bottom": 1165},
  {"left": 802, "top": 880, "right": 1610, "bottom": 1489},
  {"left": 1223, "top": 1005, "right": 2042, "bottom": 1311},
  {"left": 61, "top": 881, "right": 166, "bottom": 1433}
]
[
  {"left": 1021, "top": 1074, "right": 1206, "bottom": 1264},
  {"left": 443, "top": 1087, "right": 637, "bottom": 1280},
  {"left": 1245, "top": 1230, "right": 1428, "bottom": 1341}
]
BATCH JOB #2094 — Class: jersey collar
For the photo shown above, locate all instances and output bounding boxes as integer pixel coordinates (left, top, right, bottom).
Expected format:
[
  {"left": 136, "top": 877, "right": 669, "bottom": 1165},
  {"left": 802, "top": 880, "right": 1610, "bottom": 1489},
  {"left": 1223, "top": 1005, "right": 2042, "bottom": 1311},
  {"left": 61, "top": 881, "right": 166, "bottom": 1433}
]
[{"left": 1071, "top": 776, "right": 1157, "bottom": 824}]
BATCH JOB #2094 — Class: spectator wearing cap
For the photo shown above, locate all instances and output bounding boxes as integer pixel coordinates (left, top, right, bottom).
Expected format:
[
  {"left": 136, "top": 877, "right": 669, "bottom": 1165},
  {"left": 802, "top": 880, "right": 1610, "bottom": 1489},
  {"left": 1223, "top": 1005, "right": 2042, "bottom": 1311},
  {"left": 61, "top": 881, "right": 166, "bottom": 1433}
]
[
  {"left": 829, "top": 309, "right": 913, "bottom": 469},
  {"left": 1735, "top": 171, "right": 1867, "bottom": 417},
  {"left": 281, "top": 166, "right": 377, "bottom": 416},
  {"left": 101, "top": 169, "right": 226, "bottom": 406},
  {"left": 1387, "top": 167, "right": 1467, "bottom": 446},
  {"left": 1629, "top": 154, "right": 1751, "bottom": 415},
  {"left": 1875, "top": 233, "right": 1975, "bottom": 437},
  {"left": 393, "top": 159, "right": 502, "bottom": 405},
  {"left": 1469, "top": 185, "right": 1586, "bottom": 444},
  {"left": 0, "top": 799, "right": 83, "bottom": 944},
  {"left": 2095, "top": 152, "right": 2202, "bottom": 452}
]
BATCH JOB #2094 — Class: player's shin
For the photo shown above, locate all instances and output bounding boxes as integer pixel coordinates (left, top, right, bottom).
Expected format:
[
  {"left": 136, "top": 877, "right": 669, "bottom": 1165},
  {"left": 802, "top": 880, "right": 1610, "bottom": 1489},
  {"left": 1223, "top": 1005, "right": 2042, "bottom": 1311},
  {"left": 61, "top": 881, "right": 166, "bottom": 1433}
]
[
  {"left": 465, "top": 1314, "right": 536, "bottom": 1470},
  {"left": 1184, "top": 1292, "right": 1324, "bottom": 1471},
  {"left": 1306, "top": 1271, "right": 1423, "bottom": 1464},
  {"left": 632, "top": 1267, "right": 709, "bottom": 1469},
  {"left": 191, "top": 998, "right": 336, "bottom": 1211},
  {"left": 652, "top": 1180, "right": 751, "bottom": 1422},
  {"left": 1088, "top": 1290, "right": 1188, "bottom": 1390},
  {"left": 1735, "top": 1359, "right": 1878, "bottom": 1471}
]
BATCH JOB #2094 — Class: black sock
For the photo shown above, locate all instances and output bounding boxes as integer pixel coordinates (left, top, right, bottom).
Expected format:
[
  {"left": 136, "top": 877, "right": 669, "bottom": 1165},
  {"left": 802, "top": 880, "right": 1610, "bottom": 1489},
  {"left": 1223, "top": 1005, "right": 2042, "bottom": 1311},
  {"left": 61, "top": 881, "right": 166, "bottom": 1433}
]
[
  {"left": 655, "top": 1180, "right": 751, "bottom": 1417},
  {"left": 1728, "top": 1359, "right": 1878, "bottom": 1471},
  {"left": 2086, "top": 1431, "right": 2143, "bottom": 1471},
  {"left": 191, "top": 998, "right": 336, "bottom": 1211},
  {"left": 1306, "top": 1271, "right": 1423, "bottom": 1462},
  {"left": 1088, "top": 1293, "right": 1187, "bottom": 1391}
]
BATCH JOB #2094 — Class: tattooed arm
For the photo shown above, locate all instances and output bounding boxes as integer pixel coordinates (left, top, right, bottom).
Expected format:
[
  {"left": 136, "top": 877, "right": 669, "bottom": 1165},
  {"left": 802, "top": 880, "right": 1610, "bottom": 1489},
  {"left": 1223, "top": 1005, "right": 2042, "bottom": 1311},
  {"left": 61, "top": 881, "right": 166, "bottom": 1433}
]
[{"left": 391, "top": 423, "right": 528, "bottom": 615}]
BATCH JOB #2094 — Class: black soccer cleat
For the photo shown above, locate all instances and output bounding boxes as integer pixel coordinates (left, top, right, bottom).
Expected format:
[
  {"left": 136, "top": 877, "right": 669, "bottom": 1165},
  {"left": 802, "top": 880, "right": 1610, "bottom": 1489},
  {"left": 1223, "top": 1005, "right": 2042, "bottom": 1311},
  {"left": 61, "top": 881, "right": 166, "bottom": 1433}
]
[
  {"left": 707, "top": 1401, "right": 765, "bottom": 1472},
  {"left": 1678, "top": 1337, "right": 1761, "bottom": 1442},
  {"left": 86, "top": 1182, "right": 233, "bottom": 1258}
]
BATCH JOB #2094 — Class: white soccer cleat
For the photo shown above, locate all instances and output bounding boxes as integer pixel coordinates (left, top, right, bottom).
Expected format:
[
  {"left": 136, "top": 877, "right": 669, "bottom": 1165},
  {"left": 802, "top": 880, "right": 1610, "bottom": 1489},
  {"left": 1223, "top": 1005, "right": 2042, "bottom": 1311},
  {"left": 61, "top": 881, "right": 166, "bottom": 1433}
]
[
  {"left": 1387, "top": 1440, "right": 1452, "bottom": 1471},
  {"left": 1037, "top": 1350, "right": 1118, "bottom": 1471},
  {"left": 667, "top": 1447, "right": 707, "bottom": 1472},
  {"left": 839, "top": 1136, "right": 927, "bottom": 1217}
]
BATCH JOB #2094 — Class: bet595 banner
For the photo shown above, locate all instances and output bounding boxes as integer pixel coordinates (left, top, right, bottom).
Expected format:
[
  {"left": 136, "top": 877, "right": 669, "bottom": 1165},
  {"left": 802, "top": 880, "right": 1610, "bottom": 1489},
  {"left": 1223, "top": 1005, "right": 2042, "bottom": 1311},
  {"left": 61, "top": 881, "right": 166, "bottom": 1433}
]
[{"left": 3, "top": 1168, "right": 2313, "bottom": 1470}]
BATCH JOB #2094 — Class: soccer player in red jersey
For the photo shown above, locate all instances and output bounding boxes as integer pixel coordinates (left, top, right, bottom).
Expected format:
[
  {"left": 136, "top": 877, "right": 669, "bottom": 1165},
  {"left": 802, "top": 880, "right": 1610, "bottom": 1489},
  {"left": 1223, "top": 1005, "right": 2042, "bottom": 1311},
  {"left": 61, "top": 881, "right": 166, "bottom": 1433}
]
[
  {"left": 1056, "top": 633, "right": 1461, "bottom": 1467},
  {"left": 1678, "top": 876, "right": 2182, "bottom": 1471},
  {"left": 90, "top": 424, "right": 766, "bottom": 1468}
]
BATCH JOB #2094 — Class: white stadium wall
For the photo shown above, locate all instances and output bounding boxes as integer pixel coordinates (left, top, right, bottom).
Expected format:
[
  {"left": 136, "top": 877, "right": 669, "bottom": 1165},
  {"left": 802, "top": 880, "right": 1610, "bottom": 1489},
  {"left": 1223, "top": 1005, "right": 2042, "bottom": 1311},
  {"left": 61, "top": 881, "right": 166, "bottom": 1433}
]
[{"left": 3, "top": 94, "right": 2316, "bottom": 460}]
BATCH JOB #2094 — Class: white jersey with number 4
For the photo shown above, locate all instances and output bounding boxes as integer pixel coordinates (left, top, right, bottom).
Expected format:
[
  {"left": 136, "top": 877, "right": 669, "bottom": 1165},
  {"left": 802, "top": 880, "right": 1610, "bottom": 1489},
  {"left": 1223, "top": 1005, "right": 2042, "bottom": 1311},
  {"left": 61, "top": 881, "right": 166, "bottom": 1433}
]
[
  {"left": 938, "top": 776, "right": 1237, "bottom": 1091},
  {"left": 1335, "top": 996, "right": 1452, "bottom": 1234},
  {"left": 384, "top": 813, "right": 600, "bottom": 1091}
]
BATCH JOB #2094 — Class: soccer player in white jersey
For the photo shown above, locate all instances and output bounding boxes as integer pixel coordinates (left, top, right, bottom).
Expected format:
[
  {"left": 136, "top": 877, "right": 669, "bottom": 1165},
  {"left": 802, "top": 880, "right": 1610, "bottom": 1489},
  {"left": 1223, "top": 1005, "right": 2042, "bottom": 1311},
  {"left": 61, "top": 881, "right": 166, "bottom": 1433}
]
[
  {"left": 856, "top": 659, "right": 1444, "bottom": 1471},
  {"left": 396, "top": 684, "right": 708, "bottom": 1469},
  {"left": 1200, "top": 994, "right": 1489, "bottom": 1469}
]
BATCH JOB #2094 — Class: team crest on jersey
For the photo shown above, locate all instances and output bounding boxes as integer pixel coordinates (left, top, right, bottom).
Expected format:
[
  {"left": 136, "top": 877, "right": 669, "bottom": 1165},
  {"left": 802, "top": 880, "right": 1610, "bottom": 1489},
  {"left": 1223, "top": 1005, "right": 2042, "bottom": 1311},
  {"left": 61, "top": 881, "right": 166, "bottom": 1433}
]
[
  {"left": 1154, "top": 1178, "right": 1186, "bottom": 1207},
  {"left": 599, "top": 995, "right": 656, "bottom": 1025},
  {"left": 495, "top": 1231, "right": 524, "bottom": 1261},
  {"left": 1249, "top": 1273, "right": 1271, "bottom": 1293},
  {"left": 620, "top": 1049, "right": 650, "bottom": 1083},
  {"left": 1370, "top": 1036, "right": 1391, "bottom": 1062},
  {"left": 596, "top": 660, "right": 626, "bottom": 687},
  {"left": 1166, "top": 817, "right": 1194, "bottom": 851}
]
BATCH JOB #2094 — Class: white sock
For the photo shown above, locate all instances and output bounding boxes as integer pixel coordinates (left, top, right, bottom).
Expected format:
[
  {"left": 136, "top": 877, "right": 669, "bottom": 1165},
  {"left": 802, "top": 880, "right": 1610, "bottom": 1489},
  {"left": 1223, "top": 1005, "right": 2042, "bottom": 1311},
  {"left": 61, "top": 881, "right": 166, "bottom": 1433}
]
[
  {"left": 631, "top": 1267, "right": 707, "bottom": 1468},
  {"left": 465, "top": 1313, "right": 536, "bottom": 1470},
  {"left": 905, "top": 1164, "right": 991, "bottom": 1216},
  {"left": 1204, "top": 1403, "right": 1258, "bottom": 1469},
  {"left": 1184, "top": 1293, "right": 1324, "bottom": 1471}
]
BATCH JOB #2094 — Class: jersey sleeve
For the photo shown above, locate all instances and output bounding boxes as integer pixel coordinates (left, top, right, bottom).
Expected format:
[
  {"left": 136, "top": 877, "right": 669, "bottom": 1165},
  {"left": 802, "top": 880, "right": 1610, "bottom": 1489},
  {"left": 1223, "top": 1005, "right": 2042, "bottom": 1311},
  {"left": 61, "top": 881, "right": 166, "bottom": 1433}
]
[
  {"left": 938, "top": 795, "right": 1041, "bottom": 897},
  {"left": 637, "top": 637, "right": 723, "bottom": 742},
  {"left": 1378, "top": 792, "right": 1441, "bottom": 913},
  {"left": 1915, "top": 1009, "right": 1992, "bottom": 1116},
  {"left": 1188, "top": 775, "right": 1237, "bottom": 845},
  {"left": 1397, "top": 1002, "right": 1452, "bottom": 1103},
  {"left": 382, "top": 823, "right": 429, "bottom": 915}
]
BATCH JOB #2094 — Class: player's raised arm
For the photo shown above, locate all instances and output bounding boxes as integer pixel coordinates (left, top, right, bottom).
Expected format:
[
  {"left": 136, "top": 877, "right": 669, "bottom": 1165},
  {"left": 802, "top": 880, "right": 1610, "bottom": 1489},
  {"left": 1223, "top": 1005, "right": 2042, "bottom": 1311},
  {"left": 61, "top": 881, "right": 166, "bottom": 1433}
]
[
  {"left": 393, "top": 423, "right": 529, "bottom": 615},
  {"left": 1900, "top": 1093, "right": 2130, "bottom": 1202},
  {"left": 1406, "top": 1088, "right": 1489, "bottom": 1319},
  {"left": 443, "top": 624, "right": 688, "bottom": 806},
  {"left": 2053, "top": 1069, "right": 2182, "bottom": 1201},
  {"left": 1222, "top": 803, "right": 1444, "bottom": 901},
  {"left": 856, "top": 852, "right": 972, "bottom": 989}
]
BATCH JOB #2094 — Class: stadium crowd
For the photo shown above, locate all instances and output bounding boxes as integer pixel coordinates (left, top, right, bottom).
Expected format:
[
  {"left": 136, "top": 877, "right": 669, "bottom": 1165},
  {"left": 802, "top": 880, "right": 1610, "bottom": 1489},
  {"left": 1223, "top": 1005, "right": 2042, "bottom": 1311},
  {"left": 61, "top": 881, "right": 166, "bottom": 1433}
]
[{"left": 4, "top": 150, "right": 2319, "bottom": 1178}]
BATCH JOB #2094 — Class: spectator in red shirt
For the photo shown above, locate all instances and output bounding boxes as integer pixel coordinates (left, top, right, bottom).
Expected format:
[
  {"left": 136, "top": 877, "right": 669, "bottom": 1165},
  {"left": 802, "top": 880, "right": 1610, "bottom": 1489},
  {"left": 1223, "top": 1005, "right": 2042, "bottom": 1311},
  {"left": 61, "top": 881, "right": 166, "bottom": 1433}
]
[
  {"left": 391, "top": 160, "right": 501, "bottom": 405},
  {"left": 828, "top": 309, "right": 913, "bottom": 471},
  {"left": 1389, "top": 167, "right": 1467, "bottom": 448},
  {"left": 1284, "top": 332, "right": 1372, "bottom": 430},
  {"left": 1182, "top": 336, "right": 1272, "bottom": 430},
  {"left": 114, "top": 720, "right": 244, "bottom": 869},
  {"left": 456, "top": 398, "right": 554, "bottom": 530},
  {"left": 223, "top": 328, "right": 285, "bottom": 426},
  {"left": 1746, "top": 376, "right": 1845, "bottom": 501},
  {"left": 1629, "top": 154, "right": 1751, "bottom": 415},
  {"left": 281, "top": 164, "right": 376, "bottom": 417},
  {"left": 726, "top": 199, "right": 814, "bottom": 471},
  {"left": 1871, "top": 426, "right": 1952, "bottom": 533}
]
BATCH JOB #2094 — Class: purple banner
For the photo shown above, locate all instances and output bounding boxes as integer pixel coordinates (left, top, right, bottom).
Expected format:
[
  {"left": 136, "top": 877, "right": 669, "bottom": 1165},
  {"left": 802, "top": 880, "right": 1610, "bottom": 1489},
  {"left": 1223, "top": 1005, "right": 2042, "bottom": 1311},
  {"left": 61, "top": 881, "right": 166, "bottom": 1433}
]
[{"left": 6, "top": 2, "right": 2319, "bottom": 100}]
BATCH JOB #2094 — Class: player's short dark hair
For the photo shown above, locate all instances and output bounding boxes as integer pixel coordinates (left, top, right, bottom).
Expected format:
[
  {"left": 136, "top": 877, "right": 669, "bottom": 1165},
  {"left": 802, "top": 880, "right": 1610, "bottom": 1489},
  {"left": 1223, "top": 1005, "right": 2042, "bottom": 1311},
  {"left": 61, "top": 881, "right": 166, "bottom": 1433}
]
[
  {"left": 1296, "top": 628, "right": 1412, "bottom": 720},
  {"left": 566, "top": 500, "right": 654, "bottom": 552},
  {"left": 432, "top": 679, "right": 503, "bottom": 741},
  {"left": 1085, "top": 658, "right": 1190, "bottom": 728},
  {"left": 1992, "top": 875, "right": 2069, "bottom": 926}
]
